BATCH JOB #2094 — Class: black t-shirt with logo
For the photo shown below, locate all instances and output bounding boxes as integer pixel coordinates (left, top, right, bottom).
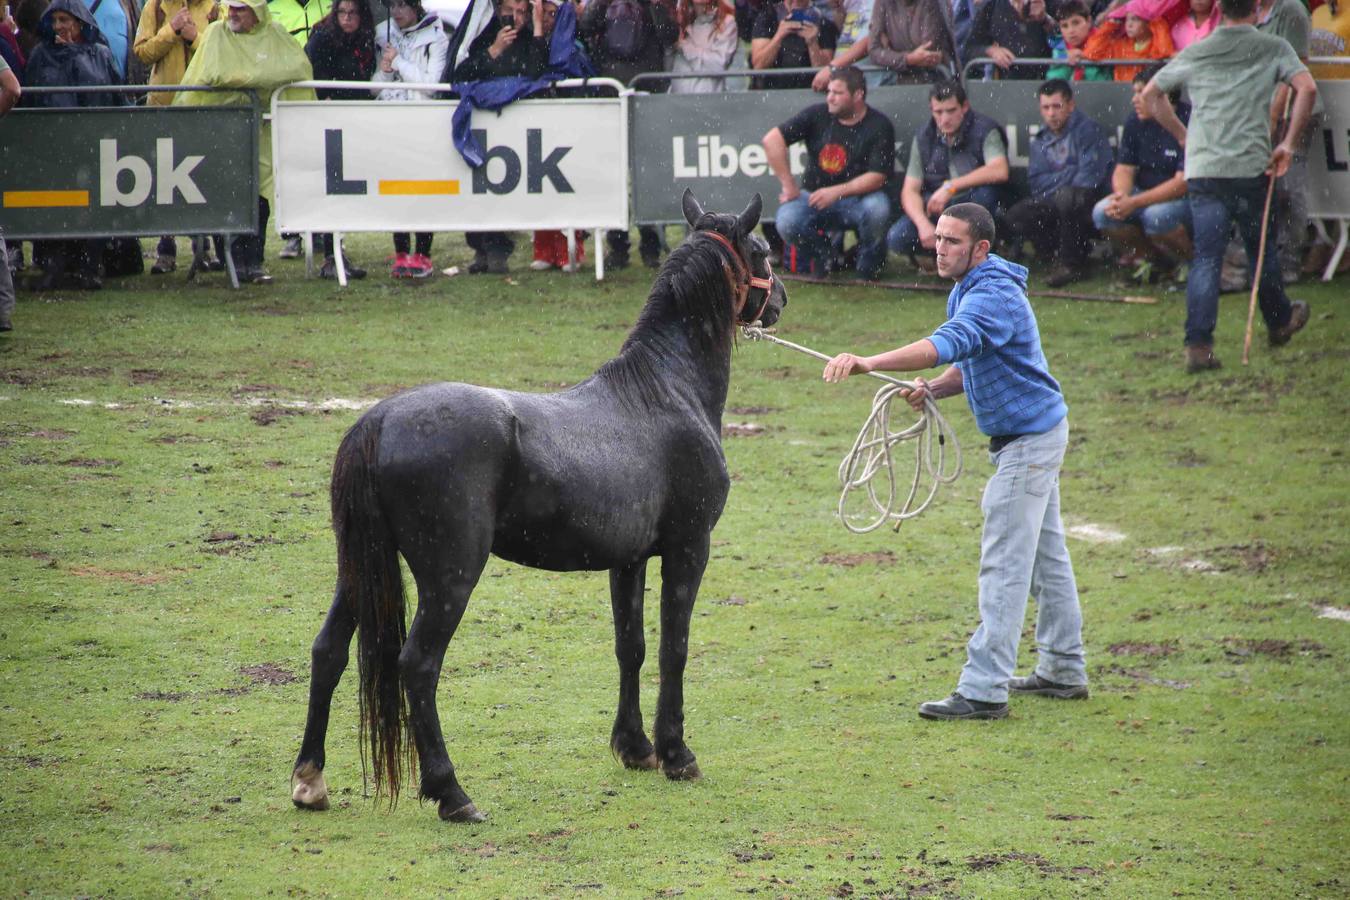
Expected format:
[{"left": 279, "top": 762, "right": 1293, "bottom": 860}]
[{"left": 777, "top": 103, "right": 896, "bottom": 191}]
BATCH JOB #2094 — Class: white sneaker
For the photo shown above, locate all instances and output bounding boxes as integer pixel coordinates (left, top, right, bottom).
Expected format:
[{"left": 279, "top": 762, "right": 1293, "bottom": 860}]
[
  {"left": 529, "top": 259, "right": 554, "bottom": 271},
  {"left": 279, "top": 236, "right": 303, "bottom": 259},
  {"left": 561, "top": 261, "right": 581, "bottom": 273}
]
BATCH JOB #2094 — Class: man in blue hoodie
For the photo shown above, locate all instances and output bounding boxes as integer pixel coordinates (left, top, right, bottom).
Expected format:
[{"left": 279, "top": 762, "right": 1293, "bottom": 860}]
[{"left": 823, "top": 202, "right": 1087, "bottom": 720}]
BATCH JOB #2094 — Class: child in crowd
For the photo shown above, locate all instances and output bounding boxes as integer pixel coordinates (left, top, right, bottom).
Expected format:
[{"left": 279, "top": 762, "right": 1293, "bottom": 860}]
[
  {"left": 1047, "top": 0, "right": 1110, "bottom": 81},
  {"left": 1084, "top": 9, "right": 1173, "bottom": 81}
]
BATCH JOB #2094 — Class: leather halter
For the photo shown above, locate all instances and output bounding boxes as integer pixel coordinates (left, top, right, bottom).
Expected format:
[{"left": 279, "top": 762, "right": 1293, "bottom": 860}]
[{"left": 702, "top": 230, "right": 776, "bottom": 325}]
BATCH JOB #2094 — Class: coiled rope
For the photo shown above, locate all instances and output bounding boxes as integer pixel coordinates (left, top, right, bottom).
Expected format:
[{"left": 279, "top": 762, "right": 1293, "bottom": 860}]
[{"left": 742, "top": 325, "right": 963, "bottom": 533}]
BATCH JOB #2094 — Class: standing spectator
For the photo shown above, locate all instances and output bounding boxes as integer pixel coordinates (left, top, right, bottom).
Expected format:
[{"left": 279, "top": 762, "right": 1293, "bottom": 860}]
[
  {"left": 1046, "top": 0, "right": 1109, "bottom": 80},
  {"left": 0, "top": 55, "right": 18, "bottom": 331},
  {"left": 1083, "top": 9, "right": 1173, "bottom": 81},
  {"left": 867, "top": 0, "right": 959, "bottom": 84},
  {"left": 750, "top": 0, "right": 835, "bottom": 89},
  {"left": 24, "top": 0, "right": 125, "bottom": 292},
  {"left": 1002, "top": 78, "right": 1113, "bottom": 286},
  {"left": 669, "top": 0, "right": 737, "bottom": 94},
  {"left": 809, "top": 0, "right": 869, "bottom": 90},
  {"left": 581, "top": 0, "right": 678, "bottom": 268},
  {"left": 176, "top": 0, "right": 316, "bottom": 284},
  {"left": 763, "top": 65, "right": 894, "bottom": 280},
  {"left": 1, "top": 5, "right": 27, "bottom": 76},
  {"left": 1091, "top": 65, "right": 1189, "bottom": 281},
  {"left": 373, "top": 0, "right": 448, "bottom": 278},
  {"left": 964, "top": 0, "right": 1058, "bottom": 79},
  {"left": 822, "top": 203, "right": 1088, "bottom": 722},
  {"left": 1258, "top": 0, "right": 1316, "bottom": 283},
  {"left": 306, "top": 0, "right": 375, "bottom": 278},
  {"left": 87, "top": 0, "right": 136, "bottom": 80},
  {"left": 135, "top": 0, "right": 219, "bottom": 275},
  {"left": 1143, "top": 0, "right": 1316, "bottom": 371},
  {"left": 270, "top": 0, "right": 329, "bottom": 43},
  {"left": 14, "top": 0, "right": 49, "bottom": 59},
  {"left": 888, "top": 80, "right": 1009, "bottom": 271},
  {"left": 1171, "top": 0, "right": 1219, "bottom": 48}
]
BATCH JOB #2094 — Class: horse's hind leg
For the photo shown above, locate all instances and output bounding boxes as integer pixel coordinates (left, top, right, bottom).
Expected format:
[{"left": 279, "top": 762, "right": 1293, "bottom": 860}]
[
  {"left": 399, "top": 553, "right": 488, "bottom": 823},
  {"left": 610, "top": 562, "right": 658, "bottom": 770},
  {"left": 653, "top": 540, "right": 708, "bottom": 781},
  {"left": 292, "top": 585, "right": 357, "bottom": 810}
]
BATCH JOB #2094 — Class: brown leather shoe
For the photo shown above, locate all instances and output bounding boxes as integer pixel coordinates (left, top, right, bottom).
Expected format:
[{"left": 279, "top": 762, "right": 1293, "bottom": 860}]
[
  {"left": 1268, "top": 300, "right": 1309, "bottom": 347},
  {"left": 1185, "top": 344, "right": 1221, "bottom": 373}
]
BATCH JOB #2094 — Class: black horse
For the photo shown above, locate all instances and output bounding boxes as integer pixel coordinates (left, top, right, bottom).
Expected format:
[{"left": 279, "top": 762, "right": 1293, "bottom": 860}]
[{"left": 290, "top": 191, "right": 787, "bottom": 823}]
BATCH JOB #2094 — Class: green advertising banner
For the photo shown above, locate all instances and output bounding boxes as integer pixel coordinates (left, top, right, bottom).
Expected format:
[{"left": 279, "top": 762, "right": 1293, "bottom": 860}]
[{"left": 0, "top": 105, "right": 259, "bottom": 240}]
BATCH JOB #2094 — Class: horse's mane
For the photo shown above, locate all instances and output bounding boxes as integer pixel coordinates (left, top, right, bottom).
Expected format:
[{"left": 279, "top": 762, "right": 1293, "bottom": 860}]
[{"left": 593, "top": 220, "right": 742, "bottom": 408}]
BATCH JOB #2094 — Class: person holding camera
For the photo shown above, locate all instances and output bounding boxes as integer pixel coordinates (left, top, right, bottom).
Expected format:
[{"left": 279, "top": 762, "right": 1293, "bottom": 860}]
[{"left": 750, "top": 0, "right": 837, "bottom": 89}]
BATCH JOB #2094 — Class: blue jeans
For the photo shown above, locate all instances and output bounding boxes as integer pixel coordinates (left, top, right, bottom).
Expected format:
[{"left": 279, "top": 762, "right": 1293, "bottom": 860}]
[
  {"left": 957, "top": 418, "right": 1086, "bottom": 703},
  {"left": 1091, "top": 194, "right": 1190, "bottom": 235},
  {"left": 887, "top": 185, "right": 1002, "bottom": 255},
  {"left": 1185, "top": 177, "right": 1293, "bottom": 348},
  {"left": 774, "top": 190, "right": 892, "bottom": 279}
]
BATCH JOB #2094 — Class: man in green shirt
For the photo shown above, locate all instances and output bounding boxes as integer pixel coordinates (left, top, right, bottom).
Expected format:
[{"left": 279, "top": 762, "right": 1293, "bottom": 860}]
[{"left": 1143, "top": 0, "right": 1317, "bottom": 373}]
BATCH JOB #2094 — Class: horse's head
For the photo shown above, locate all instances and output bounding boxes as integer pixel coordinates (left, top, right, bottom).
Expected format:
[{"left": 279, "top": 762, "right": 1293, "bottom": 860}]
[{"left": 682, "top": 189, "right": 788, "bottom": 329}]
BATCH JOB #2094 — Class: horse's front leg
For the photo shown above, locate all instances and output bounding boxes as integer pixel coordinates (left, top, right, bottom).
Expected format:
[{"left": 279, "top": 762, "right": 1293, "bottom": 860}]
[
  {"left": 292, "top": 585, "right": 357, "bottom": 810},
  {"left": 653, "top": 539, "right": 708, "bottom": 781},
  {"left": 610, "top": 562, "right": 658, "bottom": 770}
]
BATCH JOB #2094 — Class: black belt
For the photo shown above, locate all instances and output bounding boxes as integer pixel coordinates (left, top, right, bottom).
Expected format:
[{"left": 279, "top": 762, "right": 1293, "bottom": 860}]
[{"left": 989, "top": 433, "right": 1028, "bottom": 454}]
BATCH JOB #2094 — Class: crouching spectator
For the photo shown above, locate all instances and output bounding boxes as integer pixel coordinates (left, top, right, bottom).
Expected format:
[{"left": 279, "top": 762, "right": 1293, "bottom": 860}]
[
  {"left": 1002, "top": 78, "right": 1112, "bottom": 286},
  {"left": 1091, "top": 65, "right": 1190, "bottom": 282},
  {"left": 889, "top": 80, "right": 1009, "bottom": 272},
  {"left": 763, "top": 65, "right": 894, "bottom": 281},
  {"left": 24, "top": 0, "right": 126, "bottom": 292}
]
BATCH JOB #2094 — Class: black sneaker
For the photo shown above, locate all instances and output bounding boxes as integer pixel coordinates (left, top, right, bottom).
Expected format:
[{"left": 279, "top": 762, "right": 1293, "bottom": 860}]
[
  {"left": 640, "top": 247, "right": 661, "bottom": 269},
  {"left": 1008, "top": 673, "right": 1089, "bottom": 700},
  {"left": 605, "top": 252, "right": 630, "bottom": 271},
  {"left": 917, "top": 692, "right": 1009, "bottom": 721}
]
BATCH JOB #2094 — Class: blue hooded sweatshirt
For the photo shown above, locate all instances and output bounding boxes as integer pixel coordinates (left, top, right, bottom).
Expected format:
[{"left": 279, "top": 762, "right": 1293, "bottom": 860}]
[{"left": 927, "top": 253, "right": 1068, "bottom": 438}]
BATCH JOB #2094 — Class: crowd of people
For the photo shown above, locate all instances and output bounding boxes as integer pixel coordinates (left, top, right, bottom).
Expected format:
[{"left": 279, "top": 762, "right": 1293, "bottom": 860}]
[{"left": 0, "top": 0, "right": 1336, "bottom": 360}]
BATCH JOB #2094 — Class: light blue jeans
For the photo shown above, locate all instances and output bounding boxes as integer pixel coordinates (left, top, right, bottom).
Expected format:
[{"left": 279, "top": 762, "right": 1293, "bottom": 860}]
[{"left": 957, "top": 418, "right": 1086, "bottom": 703}]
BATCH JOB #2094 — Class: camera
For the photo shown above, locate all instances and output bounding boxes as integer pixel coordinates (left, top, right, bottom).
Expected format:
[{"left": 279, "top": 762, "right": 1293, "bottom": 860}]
[{"left": 786, "top": 8, "right": 820, "bottom": 24}]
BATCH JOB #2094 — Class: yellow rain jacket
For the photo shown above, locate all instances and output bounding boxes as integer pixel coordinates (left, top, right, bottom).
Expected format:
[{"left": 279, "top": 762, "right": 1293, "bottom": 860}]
[{"left": 134, "top": 0, "right": 221, "bottom": 106}]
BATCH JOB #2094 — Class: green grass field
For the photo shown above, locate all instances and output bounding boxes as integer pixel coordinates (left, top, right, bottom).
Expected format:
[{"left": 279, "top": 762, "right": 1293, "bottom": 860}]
[{"left": 1, "top": 232, "right": 1346, "bottom": 898}]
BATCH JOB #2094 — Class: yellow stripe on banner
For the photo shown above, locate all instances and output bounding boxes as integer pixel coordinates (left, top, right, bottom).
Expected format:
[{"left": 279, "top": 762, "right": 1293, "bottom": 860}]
[
  {"left": 378, "top": 180, "right": 460, "bottom": 196},
  {"left": 4, "top": 190, "right": 91, "bottom": 208}
]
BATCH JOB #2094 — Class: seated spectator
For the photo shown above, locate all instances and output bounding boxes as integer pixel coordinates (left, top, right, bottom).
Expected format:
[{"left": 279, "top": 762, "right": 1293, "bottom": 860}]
[
  {"left": 750, "top": 0, "right": 836, "bottom": 89},
  {"left": 176, "top": 0, "right": 315, "bottom": 285},
  {"left": 24, "top": 0, "right": 126, "bottom": 292},
  {"left": 1084, "top": 10, "right": 1173, "bottom": 81},
  {"left": 1091, "top": 65, "right": 1190, "bottom": 281},
  {"left": 305, "top": 0, "right": 375, "bottom": 279},
  {"left": 888, "top": 80, "right": 1009, "bottom": 271},
  {"left": 1047, "top": 0, "right": 1110, "bottom": 80},
  {"left": 135, "top": 0, "right": 220, "bottom": 275},
  {"left": 1002, "top": 78, "right": 1113, "bottom": 286},
  {"left": 810, "top": 0, "right": 868, "bottom": 90},
  {"left": 762, "top": 65, "right": 894, "bottom": 280},
  {"left": 373, "top": 0, "right": 448, "bottom": 278},
  {"left": 866, "top": 0, "right": 958, "bottom": 83},
  {"left": 670, "top": 0, "right": 738, "bottom": 94},
  {"left": 964, "top": 0, "right": 1057, "bottom": 80},
  {"left": 1172, "top": 0, "right": 1219, "bottom": 49},
  {"left": 581, "top": 0, "right": 677, "bottom": 268}
]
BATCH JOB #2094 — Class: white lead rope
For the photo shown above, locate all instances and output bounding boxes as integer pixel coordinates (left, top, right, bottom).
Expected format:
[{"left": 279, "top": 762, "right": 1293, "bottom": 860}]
[{"left": 742, "top": 325, "right": 964, "bottom": 533}]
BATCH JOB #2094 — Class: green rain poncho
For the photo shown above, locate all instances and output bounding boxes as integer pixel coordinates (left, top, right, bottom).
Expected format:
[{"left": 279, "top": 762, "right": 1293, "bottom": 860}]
[{"left": 174, "top": 0, "right": 315, "bottom": 201}]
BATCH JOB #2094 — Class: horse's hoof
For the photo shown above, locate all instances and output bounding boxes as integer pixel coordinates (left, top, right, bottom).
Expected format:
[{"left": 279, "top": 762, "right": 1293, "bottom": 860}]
[
  {"left": 622, "top": 752, "right": 660, "bottom": 771},
  {"left": 663, "top": 761, "right": 702, "bottom": 781},
  {"left": 291, "top": 763, "right": 330, "bottom": 811},
  {"left": 439, "top": 801, "right": 487, "bottom": 823}
]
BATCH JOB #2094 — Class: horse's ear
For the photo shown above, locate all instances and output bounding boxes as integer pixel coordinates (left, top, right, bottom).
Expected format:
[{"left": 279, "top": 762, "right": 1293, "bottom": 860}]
[
  {"left": 737, "top": 194, "right": 763, "bottom": 235},
  {"left": 682, "top": 189, "right": 706, "bottom": 228}
]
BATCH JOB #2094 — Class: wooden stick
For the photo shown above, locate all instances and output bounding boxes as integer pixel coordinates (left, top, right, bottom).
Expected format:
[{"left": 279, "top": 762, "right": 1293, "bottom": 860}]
[
  {"left": 780, "top": 272, "right": 1158, "bottom": 304},
  {"left": 1242, "top": 172, "right": 1280, "bottom": 367}
]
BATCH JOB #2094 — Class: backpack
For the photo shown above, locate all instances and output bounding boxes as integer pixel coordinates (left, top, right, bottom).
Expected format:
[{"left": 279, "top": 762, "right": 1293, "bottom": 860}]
[{"left": 603, "top": 0, "right": 646, "bottom": 60}]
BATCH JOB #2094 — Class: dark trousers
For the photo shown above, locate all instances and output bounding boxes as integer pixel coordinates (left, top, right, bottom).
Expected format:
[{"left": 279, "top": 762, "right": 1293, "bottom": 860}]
[
  {"left": 466, "top": 231, "right": 514, "bottom": 257},
  {"left": 394, "top": 232, "right": 433, "bottom": 256},
  {"left": 1003, "top": 186, "right": 1098, "bottom": 268},
  {"left": 35, "top": 239, "right": 103, "bottom": 277},
  {"left": 1185, "top": 176, "right": 1292, "bottom": 347},
  {"left": 606, "top": 225, "right": 661, "bottom": 260},
  {"left": 230, "top": 197, "right": 270, "bottom": 270}
]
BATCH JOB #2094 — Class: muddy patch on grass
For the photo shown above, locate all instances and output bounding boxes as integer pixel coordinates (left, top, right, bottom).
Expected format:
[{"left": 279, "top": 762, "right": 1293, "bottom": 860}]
[
  {"left": 68, "top": 566, "right": 175, "bottom": 585},
  {"left": 728, "top": 405, "right": 781, "bottom": 415},
  {"left": 1104, "top": 665, "right": 1191, "bottom": 690},
  {"left": 25, "top": 429, "right": 74, "bottom": 440},
  {"left": 137, "top": 689, "right": 190, "bottom": 702},
  {"left": 1107, "top": 640, "right": 1180, "bottom": 657},
  {"left": 1222, "top": 638, "right": 1328, "bottom": 660},
  {"left": 722, "top": 422, "right": 766, "bottom": 437},
  {"left": 201, "top": 531, "right": 283, "bottom": 555},
  {"left": 240, "top": 663, "right": 298, "bottom": 685},
  {"left": 251, "top": 405, "right": 305, "bottom": 426},
  {"left": 60, "top": 457, "right": 120, "bottom": 468},
  {"left": 819, "top": 550, "right": 897, "bottom": 567},
  {"left": 965, "top": 851, "right": 1098, "bottom": 879},
  {"left": 129, "top": 369, "right": 164, "bottom": 384},
  {"left": 2, "top": 369, "right": 45, "bottom": 386}
]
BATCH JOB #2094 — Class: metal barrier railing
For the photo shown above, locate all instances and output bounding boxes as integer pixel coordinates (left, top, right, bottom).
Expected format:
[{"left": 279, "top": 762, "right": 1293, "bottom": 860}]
[
  {"left": 629, "top": 64, "right": 955, "bottom": 91},
  {"left": 961, "top": 56, "right": 1163, "bottom": 81}
]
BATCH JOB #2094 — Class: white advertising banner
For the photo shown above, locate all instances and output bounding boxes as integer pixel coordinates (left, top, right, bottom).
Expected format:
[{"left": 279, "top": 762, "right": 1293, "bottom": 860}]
[
  {"left": 1309, "top": 81, "right": 1350, "bottom": 220},
  {"left": 271, "top": 98, "right": 629, "bottom": 233}
]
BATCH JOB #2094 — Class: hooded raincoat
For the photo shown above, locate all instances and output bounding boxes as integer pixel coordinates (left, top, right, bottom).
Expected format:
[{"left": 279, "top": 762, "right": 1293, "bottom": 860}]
[
  {"left": 23, "top": 0, "right": 126, "bottom": 107},
  {"left": 173, "top": 0, "right": 315, "bottom": 201},
  {"left": 133, "top": 0, "right": 219, "bottom": 105}
]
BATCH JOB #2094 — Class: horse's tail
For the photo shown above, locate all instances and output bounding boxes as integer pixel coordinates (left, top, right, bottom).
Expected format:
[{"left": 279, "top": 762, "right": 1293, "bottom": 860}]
[{"left": 331, "top": 413, "right": 415, "bottom": 804}]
